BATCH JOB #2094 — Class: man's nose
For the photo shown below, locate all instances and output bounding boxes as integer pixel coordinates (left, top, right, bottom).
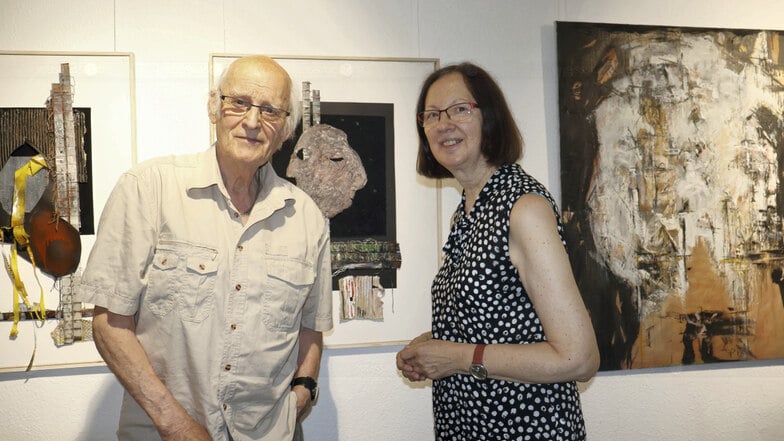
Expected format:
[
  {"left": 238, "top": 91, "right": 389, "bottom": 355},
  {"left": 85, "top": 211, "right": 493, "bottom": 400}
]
[{"left": 242, "top": 106, "right": 263, "bottom": 128}]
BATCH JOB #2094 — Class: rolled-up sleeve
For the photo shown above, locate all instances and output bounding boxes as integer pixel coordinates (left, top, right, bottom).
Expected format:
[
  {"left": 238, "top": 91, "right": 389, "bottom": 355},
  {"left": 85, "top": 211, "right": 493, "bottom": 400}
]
[
  {"left": 77, "top": 170, "right": 158, "bottom": 316},
  {"left": 300, "top": 220, "right": 333, "bottom": 332}
]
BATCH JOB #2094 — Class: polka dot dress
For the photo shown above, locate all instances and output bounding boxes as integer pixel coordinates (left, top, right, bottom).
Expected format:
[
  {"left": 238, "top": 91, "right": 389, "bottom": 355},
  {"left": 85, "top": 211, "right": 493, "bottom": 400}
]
[{"left": 431, "top": 164, "right": 586, "bottom": 440}]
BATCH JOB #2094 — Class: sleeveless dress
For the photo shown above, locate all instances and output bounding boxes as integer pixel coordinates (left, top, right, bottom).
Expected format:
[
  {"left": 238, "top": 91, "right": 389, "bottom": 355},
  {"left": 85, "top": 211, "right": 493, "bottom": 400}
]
[{"left": 431, "top": 164, "right": 586, "bottom": 440}]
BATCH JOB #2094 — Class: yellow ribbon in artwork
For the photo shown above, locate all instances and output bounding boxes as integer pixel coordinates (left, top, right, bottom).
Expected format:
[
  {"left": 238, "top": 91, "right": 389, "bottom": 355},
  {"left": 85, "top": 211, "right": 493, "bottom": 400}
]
[{"left": 5, "top": 155, "right": 48, "bottom": 338}]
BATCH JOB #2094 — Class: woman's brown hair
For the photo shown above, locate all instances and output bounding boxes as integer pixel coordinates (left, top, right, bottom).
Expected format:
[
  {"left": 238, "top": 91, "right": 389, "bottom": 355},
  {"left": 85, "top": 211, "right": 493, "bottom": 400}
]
[{"left": 415, "top": 62, "right": 523, "bottom": 178}]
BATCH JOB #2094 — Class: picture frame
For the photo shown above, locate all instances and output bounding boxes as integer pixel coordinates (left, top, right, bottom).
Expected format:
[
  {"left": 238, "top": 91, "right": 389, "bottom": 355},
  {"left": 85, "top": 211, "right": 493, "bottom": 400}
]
[
  {"left": 210, "top": 54, "right": 441, "bottom": 348},
  {"left": 0, "top": 51, "right": 137, "bottom": 372}
]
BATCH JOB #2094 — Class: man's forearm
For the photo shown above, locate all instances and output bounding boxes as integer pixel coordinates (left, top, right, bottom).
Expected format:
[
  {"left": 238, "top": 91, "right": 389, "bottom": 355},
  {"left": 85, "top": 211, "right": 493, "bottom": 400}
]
[
  {"left": 295, "top": 327, "right": 323, "bottom": 378},
  {"left": 92, "top": 307, "right": 198, "bottom": 436}
]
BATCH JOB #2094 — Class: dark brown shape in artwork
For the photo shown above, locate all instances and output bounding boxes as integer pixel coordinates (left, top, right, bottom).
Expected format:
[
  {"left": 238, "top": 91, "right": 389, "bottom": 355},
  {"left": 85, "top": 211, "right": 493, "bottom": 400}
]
[{"left": 22, "top": 206, "right": 81, "bottom": 277}]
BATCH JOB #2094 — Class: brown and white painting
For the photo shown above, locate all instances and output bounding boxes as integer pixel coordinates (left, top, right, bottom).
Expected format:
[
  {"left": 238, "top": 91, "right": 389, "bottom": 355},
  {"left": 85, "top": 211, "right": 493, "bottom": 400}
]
[{"left": 557, "top": 21, "right": 784, "bottom": 370}]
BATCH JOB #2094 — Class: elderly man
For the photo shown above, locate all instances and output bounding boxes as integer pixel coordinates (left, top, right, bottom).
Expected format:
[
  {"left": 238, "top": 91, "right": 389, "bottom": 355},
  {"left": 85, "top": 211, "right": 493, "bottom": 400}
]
[{"left": 78, "top": 56, "right": 333, "bottom": 441}]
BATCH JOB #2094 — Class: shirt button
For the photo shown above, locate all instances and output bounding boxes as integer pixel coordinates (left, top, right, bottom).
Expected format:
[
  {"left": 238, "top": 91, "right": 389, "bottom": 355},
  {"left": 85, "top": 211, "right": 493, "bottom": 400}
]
[
  {"left": 224, "top": 364, "right": 231, "bottom": 371},
  {"left": 237, "top": 244, "right": 244, "bottom": 251},
  {"left": 199, "top": 263, "right": 205, "bottom": 270},
  {"left": 223, "top": 403, "right": 228, "bottom": 411},
  {"left": 234, "top": 212, "right": 240, "bottom": 218},
  {"left": 230, "top": 324, "right": 237, "bottom": 330},
  {"left": 161, "top": 258, "right": 167, "bottom": 265},
  {"left": 235, "top": 284, "right": 241, "bottom": 291}
]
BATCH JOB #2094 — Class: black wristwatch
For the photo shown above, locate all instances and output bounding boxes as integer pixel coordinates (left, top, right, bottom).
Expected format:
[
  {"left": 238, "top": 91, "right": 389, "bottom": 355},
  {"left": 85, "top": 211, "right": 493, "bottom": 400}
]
[{"left": 291, "top": 376, "right": 319, "bottom": 402}]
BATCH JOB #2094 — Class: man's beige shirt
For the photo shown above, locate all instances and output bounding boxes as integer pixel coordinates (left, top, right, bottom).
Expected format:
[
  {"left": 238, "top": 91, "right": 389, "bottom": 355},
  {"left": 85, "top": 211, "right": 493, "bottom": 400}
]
[{"left": 78, "top": 146, "right": 333, "bottom": 440}]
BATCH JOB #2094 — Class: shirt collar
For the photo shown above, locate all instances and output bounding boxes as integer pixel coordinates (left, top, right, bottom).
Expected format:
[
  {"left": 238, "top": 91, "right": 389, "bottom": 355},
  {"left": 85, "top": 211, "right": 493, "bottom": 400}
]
[
  {"left": 186, "top": 145, "right": 223, "bottom": 191},
  {"left": 254, "top": 160, "right": 295, "bottom": 219},
  {"left": 186, "top": 145, "right": 296, "bottom": 219}
]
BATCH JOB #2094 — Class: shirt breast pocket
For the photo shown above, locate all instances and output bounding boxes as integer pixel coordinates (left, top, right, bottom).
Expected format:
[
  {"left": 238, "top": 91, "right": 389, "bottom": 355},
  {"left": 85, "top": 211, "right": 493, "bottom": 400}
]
[
  {"left": 180, "top": 255, "right": 218, "bottom": 322},
  {"left": 262, "top": 258, "right": 316, "bottom": 332},
  {"left": 146, "top": 242, "right": 219, "bottom": 323},
  {"left": 146, "top": 251, "right": 178, "bottom": 317}
]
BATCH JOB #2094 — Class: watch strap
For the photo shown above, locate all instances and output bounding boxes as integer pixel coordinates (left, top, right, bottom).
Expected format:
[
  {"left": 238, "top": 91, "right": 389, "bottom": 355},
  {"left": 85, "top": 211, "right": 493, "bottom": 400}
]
[
  {"left": 291, "top": 376, "right": 318, "bottom": 401},
  {"left": 472, "top": 344, "right": 486, "bottom": 365}
]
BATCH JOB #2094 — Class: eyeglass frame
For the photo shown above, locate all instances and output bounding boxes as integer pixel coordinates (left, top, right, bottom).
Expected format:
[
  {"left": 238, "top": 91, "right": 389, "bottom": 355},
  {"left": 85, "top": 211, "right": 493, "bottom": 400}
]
[
  {"left": 416, "top": 102, "right": 480, "bottom": 127},
  {"left": 219, "top": 94, "right": 291, "bottom": 121}
]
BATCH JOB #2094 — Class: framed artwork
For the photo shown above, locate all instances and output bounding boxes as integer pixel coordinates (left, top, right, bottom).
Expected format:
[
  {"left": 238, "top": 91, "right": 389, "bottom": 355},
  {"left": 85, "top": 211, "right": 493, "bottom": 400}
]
[
  {"left": 0, "top": 51, "right": 136, "bottom": 372},
  {"left": 211, "top": 54, "right": 440, "bottom": 348},
  {"left": 556, "top": 22, "right": 784, "bottom": 370},
  {"left": 272, "top": 101, "right": 398, "bottom": 289}
]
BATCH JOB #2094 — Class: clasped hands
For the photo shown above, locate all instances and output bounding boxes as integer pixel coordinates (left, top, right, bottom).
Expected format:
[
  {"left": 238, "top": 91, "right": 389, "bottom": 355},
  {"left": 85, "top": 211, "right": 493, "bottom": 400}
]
[{"left": 396, "top": 331, "right": 465, "bottom": 381}]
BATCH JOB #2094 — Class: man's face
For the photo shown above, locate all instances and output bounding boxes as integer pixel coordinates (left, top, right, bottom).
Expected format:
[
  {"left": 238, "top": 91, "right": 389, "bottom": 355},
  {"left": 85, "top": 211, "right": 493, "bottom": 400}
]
[
  {"left": 213, "top": 57, "right": 291, "bottom": 170},
  {"left": 286, "top": 124, "right": 367, "bottom": 218}
]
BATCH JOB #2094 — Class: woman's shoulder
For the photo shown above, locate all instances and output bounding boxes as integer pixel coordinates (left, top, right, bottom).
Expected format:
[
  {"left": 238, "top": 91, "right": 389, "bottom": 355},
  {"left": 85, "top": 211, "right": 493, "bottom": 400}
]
[
  {"left": 504, "top": 165, "right": 566, "bottom": 241},
  {"left": 512, "top": 192, "right": 558, "bottom": 222},
  {"left": 498, "top": 164, "right": 556, "bottom": 205}
]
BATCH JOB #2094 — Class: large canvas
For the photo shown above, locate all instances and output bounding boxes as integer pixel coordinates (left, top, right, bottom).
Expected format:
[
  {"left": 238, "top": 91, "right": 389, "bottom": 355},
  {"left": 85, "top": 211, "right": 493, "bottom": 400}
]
[{"left": 557, "top": 22, "right": 784, "bottom": 370}]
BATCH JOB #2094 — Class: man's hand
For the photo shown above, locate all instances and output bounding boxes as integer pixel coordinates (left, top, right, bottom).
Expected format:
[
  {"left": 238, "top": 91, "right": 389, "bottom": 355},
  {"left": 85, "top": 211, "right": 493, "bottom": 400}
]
[
  {"left": 292, "top": 386, "right": 314, "bottom": 421},
  {"left": 159, "top": 416, "right": 212, "bottom": 441}
]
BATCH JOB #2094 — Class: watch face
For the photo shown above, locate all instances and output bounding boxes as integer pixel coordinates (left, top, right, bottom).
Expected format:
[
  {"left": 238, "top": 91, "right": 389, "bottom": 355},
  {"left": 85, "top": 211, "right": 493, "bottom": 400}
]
[{"left": 470, "top": 364, "right": 487, "bottom": 380}]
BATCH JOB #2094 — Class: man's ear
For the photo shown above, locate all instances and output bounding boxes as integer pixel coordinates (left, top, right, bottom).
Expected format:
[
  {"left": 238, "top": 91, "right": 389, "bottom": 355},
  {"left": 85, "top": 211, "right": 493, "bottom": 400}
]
[{"left": 208, "top": 90, "right": 220, "bottom": 124}]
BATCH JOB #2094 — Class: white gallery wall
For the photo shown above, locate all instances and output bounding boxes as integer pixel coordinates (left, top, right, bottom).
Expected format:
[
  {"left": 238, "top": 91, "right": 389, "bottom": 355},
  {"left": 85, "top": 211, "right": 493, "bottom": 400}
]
[{"left": 1, "top": 1, "right": 784, "bottom": 440}]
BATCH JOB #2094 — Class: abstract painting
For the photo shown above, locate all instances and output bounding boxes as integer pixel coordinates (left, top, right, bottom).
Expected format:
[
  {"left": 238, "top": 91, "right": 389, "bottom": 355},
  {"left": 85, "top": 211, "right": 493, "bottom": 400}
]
[{"left": 557, "top": 21, "right": 784, "bottom": 370}]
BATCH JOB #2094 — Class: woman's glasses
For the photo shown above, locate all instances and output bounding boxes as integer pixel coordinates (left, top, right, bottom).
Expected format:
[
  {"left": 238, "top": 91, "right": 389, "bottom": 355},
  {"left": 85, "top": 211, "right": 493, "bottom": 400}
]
[{"left": 417, "top": 102, "right": 479, "bottom": 127}]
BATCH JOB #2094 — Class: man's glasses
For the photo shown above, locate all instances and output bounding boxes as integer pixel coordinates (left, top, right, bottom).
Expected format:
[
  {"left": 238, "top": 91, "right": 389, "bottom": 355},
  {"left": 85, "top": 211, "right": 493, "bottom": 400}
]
[
  {"left": 220, "top": 95, "right": 290, "bottom": 121},
  {"left": 417, "top": 102, "right": 479, "bottom": 127}
]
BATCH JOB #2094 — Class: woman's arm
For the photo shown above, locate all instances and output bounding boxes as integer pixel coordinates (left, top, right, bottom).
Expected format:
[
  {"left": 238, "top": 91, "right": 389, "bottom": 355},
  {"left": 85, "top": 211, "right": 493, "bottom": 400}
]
[
  {"left": 496, "top": 193, "right": 600, "bottom": 383},
  {"left": 397, "top": 194, "right": 599, "bottom": 384}
]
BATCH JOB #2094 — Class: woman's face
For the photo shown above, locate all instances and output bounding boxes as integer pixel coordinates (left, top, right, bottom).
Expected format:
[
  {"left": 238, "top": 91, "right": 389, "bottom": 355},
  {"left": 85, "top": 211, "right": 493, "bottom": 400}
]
[{"left": 423, "top": 72, "right": 484, "bottom": 174}]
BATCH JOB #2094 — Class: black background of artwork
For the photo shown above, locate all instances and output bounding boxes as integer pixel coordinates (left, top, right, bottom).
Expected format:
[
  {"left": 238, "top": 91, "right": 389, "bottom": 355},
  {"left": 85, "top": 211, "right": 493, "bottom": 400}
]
[
  {"left": 272, "top": 102, "right": 397, "bottom": 288},
  {"left": 0, "top": 107, "right": 94, "bottom": 240},
  {"left": 274, "top": 102, "right": 396, "bottom": 240}
]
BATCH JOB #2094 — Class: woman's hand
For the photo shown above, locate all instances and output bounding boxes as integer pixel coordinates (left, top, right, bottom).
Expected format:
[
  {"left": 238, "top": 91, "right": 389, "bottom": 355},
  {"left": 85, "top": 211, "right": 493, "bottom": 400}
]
[
  {"left": 397, "top": 333, "right": 469, "bottom": 381},
  {"left": 396, "top": 331, "right": 432, "bottom": 381}
]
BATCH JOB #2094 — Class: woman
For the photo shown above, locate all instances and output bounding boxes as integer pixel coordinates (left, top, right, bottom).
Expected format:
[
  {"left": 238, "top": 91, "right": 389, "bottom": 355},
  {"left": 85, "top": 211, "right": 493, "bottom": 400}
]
[{"left": 396, "top": 62, "right": 600, "bottom": 440}]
